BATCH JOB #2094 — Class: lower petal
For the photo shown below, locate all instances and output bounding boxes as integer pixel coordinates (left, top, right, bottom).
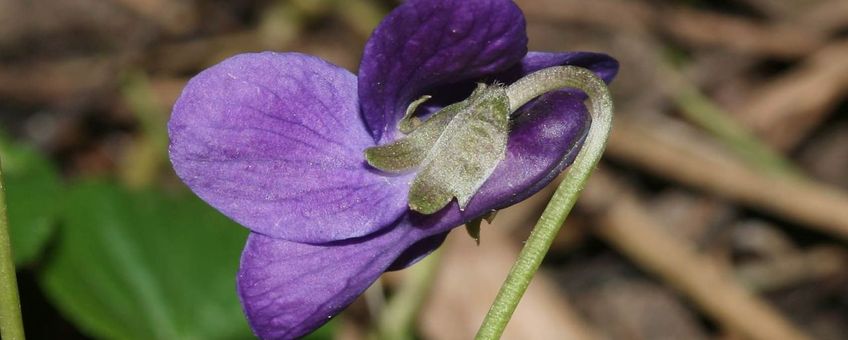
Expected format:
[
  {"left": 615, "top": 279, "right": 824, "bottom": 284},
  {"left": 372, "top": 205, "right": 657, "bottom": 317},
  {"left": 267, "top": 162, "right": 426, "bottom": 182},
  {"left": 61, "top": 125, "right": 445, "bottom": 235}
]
[
  {"left": 237, "top": 228, "right": 418, "bottom": 339},
  {"left": 387, "top": 232, "right": 449, "bottom": 271}
]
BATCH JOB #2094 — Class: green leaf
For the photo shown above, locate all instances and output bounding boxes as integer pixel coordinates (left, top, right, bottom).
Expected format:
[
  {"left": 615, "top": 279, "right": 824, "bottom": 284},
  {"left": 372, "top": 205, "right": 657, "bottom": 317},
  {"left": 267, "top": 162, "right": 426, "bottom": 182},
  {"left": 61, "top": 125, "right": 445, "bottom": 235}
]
[
  {"left": 40, "top": 181, "right": 255, "bottom": 340},
  {"left": 0, "top": 136, "right": 61, "bottom": 265}
]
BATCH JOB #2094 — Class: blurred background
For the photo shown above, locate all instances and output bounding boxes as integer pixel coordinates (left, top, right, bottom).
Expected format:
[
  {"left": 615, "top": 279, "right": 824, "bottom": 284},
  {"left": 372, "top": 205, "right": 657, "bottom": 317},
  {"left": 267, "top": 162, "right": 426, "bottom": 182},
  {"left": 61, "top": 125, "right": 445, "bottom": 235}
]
[{"left": 1, "top": 0, "right": 847, "bottom": 339}]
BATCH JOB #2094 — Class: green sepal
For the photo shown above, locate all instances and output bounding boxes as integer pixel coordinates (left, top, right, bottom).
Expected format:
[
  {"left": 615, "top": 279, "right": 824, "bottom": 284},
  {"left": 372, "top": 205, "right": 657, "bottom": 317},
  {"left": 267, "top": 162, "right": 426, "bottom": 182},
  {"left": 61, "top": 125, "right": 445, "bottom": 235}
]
[
  {"left": 407, "top": 84, "right": 510, "bottom": 214},
  {"left": 465, "top": 210, "right": 498, "bottom": 245},
  {"left": 364, "top": 98, "right": 466, "bottom": 172},
  {"left": 483, "top": 210, "right": 498, "bottom": 223},
  {"left": 365, "top": 84, "right": 511, "bottom": 215},
  {"left": 398, "top": 95, "right": 432, "bottom": 134},
  {"left": 465, "top": 218, "right": 482, "bottom": 245}
]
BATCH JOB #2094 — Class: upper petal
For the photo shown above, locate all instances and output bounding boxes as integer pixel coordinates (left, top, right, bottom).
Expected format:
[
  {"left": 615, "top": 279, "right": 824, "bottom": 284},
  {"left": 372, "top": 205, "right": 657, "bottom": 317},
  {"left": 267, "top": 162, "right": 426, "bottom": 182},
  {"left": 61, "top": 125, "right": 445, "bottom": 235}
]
[
  {"left": 406, "top": 51, "right": 619, "bottom": 127},
  {"left": 358, "top": 0, "right": 528, "bottom": 142},
  {"left": 169, "top": 52, "right": 410, "bottom": 244},
  {"left": 497, "top": 51, "right": 619, "bottom": 85}
]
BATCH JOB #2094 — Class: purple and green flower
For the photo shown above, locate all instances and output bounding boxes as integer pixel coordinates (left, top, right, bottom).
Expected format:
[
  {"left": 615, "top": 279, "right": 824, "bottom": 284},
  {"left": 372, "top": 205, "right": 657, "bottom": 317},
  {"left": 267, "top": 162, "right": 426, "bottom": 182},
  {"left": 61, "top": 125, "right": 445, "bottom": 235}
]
[{"left": 168, "top": 0, "right": 618, "bottom": 338}]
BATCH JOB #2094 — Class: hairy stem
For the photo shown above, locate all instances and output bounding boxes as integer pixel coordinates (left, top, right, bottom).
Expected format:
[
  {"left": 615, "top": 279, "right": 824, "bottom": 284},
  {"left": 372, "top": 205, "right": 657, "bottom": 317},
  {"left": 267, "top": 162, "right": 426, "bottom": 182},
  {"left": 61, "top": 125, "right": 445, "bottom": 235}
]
[
  {"left": 475, "top": 66, "right": 613, "bottom": 339},
  {"left": 0, "top": 158, "right": 25, "bottom": 340}
]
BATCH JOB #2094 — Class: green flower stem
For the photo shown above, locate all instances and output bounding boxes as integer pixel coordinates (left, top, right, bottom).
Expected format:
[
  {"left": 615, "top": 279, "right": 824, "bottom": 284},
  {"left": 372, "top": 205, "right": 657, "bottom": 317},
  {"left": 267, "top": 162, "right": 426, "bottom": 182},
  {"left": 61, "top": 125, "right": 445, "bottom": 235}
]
[
  {"left": 0, "top": 159, "right": 25, "bottom": 340},
  {"left": 475, "top": 66, "right": 614, "bottom": 340}
]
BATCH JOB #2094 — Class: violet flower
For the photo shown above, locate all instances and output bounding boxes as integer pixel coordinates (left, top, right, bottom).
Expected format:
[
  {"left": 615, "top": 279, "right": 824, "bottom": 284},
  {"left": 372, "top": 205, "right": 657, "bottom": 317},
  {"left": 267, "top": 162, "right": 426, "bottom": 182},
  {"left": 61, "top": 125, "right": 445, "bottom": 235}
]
[{"left": 168, "top": 0, "right": 618, "bottom": 338}]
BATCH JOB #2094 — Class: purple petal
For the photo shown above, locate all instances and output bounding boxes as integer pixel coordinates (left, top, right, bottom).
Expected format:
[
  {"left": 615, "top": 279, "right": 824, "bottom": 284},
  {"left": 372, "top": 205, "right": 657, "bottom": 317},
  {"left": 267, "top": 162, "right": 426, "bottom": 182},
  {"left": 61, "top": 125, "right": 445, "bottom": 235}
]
[
  {"left": 483, "top": 91, "right": 592, "bottom": 201},
  {"left": 414, "top": 51, "right": 618, "bottom": 122},
  {"left": 169, "top": 52, "right": 411, "bottom": 244},
  {"left": 497, "top": 51, "right": 619, "bottom": 85},
  {"left": 237, "top": 229, "right": 419, "bottom": 339},
  {"left": 358, "top": 0, "right": 528, "bottom": 142},
  {"left": 387, "top": 232, "right": 449, "bottom": 270},
  {"left": 236, "top": 91, "right": 592, "bottom": 339}
]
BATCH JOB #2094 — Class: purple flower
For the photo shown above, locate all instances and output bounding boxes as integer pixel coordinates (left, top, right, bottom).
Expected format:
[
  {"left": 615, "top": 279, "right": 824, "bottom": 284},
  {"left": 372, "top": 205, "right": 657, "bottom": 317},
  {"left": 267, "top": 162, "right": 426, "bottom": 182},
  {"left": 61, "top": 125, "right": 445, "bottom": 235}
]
[{"left": 168, "top": 0, "right": 617, "bottom": 338}]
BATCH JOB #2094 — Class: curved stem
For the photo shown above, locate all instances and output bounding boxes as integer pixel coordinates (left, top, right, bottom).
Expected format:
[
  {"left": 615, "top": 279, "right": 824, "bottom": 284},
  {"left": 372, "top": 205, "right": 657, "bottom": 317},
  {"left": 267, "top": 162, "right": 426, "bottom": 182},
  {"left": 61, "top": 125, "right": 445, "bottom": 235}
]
[
  {"left": 475, "top": 66, "right": 613, "bottom": 340},
  {"left": 0, "top": 159, "right": 25, "bottom": 340}
]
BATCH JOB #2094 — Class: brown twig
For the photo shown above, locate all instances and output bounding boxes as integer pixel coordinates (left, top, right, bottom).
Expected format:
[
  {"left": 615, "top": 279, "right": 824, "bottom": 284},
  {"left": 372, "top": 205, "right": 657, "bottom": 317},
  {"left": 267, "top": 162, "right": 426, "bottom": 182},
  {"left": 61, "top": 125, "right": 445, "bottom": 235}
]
[
  {"left": 736, "top": 246, "right": 846, "bottom": 292},
  {"left": 659, "top": 7, "right": 822, "bottom": 58},
  {"left": 605, "top": 119, "right": 848, "bottom": 241},
  {"left": 788, "top": 0, "right": 848, "bottom": 35},
  {"left": 517, "top": 0, "right": 823, "bottom": 58},
  {"left": 736, "top": 40, "right": 848, "bottom": 150},
  {"left": 0, "top": 57, "right": 118, "bottom": 106},
  {"left": 108, "top": 0, "right": 197, "bottom": 35},
  {"left": 581, "top": 170, "right": 812, "bottom": 340}
]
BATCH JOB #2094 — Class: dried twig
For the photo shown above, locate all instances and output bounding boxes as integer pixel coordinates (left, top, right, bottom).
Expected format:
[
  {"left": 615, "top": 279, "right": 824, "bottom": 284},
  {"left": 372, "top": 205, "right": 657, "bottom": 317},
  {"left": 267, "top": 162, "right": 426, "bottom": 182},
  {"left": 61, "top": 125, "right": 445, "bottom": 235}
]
[
  {"left": 108, "top": 0, "right": 196, "bottom": 34},
  {"left": 518, "top": 0, "right": 823, "bottom": 58},
  {"left": 737, "top": 40, "right": 848, "bottom": 150},
  {"left": 659, "top": 7, "right": 821, "bottom": 58},
  {"left": 606, "top": 119, "right": 848, "bottom": 241},
  {"left": 736, "top": 246, "right": 846, "bottom": 292},
  {"left": 787, "top": 0, "right": 848, "bottom": 35},
  {"left": 0, "top": 57, "right": 117, "bottom": 106},
  {"left": 581, "top": 170, "right": 812, "bottom": 340}
]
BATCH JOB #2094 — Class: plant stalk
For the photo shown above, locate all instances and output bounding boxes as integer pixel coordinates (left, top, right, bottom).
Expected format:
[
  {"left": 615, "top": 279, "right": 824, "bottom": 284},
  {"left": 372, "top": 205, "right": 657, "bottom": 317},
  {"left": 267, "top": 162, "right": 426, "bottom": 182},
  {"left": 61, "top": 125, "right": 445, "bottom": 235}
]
[
  {"left": 475, "top": 66, "right": 613, "bottom": 339},
  {"left": 0, "top": 158, "right": 25, "bottom": 340}
]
